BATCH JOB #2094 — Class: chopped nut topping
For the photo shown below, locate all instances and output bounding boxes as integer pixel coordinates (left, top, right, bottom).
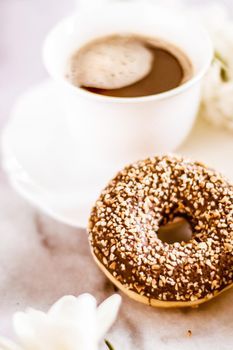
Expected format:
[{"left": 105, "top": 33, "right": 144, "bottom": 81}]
[{"left": 89, "top": 155, "right": 233, "bottom": 302}]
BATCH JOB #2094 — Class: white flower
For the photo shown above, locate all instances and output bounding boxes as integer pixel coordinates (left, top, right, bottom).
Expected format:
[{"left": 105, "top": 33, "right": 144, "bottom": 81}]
[
  {"left": 157, "top": 1, "right": 233, "bottom": 130},
  {"left": 0, "top": 294, "right": 121, "bottom": 350},
  {"left": 190, "top": 3, "right": 233, "bottom": 130},
  {"left": 201, "top": 81, "right": 233, "bottom": 130}
]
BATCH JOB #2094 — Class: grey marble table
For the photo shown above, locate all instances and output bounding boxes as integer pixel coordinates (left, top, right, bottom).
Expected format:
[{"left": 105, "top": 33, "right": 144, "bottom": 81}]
[{"left": 0, "top": 1, "right": 233, "bottom": 349}]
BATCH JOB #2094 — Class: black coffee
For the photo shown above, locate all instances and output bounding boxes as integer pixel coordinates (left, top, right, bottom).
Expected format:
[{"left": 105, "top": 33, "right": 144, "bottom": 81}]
[{"left": 67, "top": 34, "right": 192, "bottom": 98}]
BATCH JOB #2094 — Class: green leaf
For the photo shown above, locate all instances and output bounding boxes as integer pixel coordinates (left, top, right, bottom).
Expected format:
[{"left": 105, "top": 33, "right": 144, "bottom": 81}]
[
  {"left": 105, "top": 339, "right": 115, "bottom": 350},
  {"left": 220, "top": 67, "right": 228, "bottom": 82},
  {"left": 215, "top": 51, "right": 227, "bottom": 67},
  {"left": 214, "top": 51, "right": 229, "bottom": 82}
]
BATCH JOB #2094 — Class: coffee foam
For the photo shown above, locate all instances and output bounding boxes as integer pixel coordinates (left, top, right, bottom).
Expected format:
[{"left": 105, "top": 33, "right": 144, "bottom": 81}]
[{"left": 68, "top": 35, "right": 153, "bottom": 90}]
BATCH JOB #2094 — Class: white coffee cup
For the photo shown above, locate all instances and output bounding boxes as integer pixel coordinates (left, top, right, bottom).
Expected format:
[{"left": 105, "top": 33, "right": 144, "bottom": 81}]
[{"left": 43, "top": 2, "right": 212, "bottom": 177}]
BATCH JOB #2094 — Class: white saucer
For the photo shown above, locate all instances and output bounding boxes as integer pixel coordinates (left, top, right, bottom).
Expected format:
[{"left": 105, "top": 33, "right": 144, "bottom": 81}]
[
  {"left": 2, "top": 79, "right": 233, "bottom": 228},
  {"left": 1, "top": 80, "right": 111, "bottom": 228}
]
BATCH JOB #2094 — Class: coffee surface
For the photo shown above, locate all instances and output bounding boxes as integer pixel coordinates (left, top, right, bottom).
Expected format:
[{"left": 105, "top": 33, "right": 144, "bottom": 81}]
[{"left": 67, "top": 34, "right": 192, "bottom": 98}]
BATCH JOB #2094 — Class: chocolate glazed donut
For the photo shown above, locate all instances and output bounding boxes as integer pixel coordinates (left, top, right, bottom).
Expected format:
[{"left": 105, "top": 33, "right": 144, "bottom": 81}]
[{"left": 88, "top": 155, "right": 233, "bottom": 307}]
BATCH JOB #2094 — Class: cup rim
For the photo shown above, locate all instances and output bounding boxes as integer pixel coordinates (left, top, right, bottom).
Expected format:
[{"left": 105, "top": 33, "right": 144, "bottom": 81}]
[{"left": 43, "top": 4, "right": 213, "bottom": 104}]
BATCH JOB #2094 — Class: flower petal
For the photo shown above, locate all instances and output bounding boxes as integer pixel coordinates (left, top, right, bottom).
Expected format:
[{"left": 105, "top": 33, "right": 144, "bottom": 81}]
[
  {"left": 11, "top": 294, "right": 101, "bottom": 350},
  {"left": 50, "top": 294, "right": 99, "bottom": 350},
  {"left": 13, "top": 310, "right": 48, "bottom": 350},
  {"left": 97, "top": 294, "right": 121, "bottom": 341},
  {"left": 0, "top": 336, "right": 22, "bottom": 350},
  {"left": 74, "top": 294, "right": 97, "bottom": 343},
  {"left": 13, "top": 312, "right": 35, "bottom": 344},
  {"left": 48, "top": 295, "right": 79, "bottom": 322}
]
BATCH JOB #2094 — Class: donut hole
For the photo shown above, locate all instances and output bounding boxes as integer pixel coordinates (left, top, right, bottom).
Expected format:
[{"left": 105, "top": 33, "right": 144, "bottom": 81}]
[{"left": 157, "top": 216, "right": 192, "bottom": 244}]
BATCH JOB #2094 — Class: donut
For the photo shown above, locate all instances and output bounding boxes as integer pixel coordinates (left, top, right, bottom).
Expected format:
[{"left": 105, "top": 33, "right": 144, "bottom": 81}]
[{"left": 88, "top": 155, "right": 233, "bottom": 307}]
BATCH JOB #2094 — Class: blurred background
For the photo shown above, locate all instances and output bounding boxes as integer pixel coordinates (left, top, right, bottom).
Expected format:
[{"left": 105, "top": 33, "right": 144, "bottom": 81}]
[{"left": 0, "top": 0, "right": 233, "bottom": 130}]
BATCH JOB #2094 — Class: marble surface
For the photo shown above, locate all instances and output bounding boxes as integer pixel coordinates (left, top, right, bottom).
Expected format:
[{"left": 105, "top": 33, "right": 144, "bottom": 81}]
[
  {"left": 0, "top": 182, "right": 233, "bottom": 350},
  {"left": 0, "top": 1, "right": 233, "bottom": 349}
]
